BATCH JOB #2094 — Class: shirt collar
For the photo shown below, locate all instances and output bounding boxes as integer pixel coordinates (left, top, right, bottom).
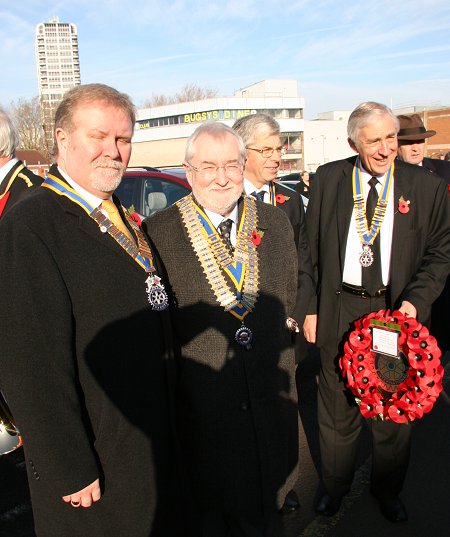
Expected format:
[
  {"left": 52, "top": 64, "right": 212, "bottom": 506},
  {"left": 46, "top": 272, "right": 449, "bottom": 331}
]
[
  {"left": 204, "top": 204, "right": 239, "bottom": 229},
  {"left": 243, "top": 177, "right": 270, "bottom": 196},
  {"left": 58, "top": 166, "right": 109, "bottom": 208},
  {"left": 0, "top": 158, "right": 19, "bottom": 182}
]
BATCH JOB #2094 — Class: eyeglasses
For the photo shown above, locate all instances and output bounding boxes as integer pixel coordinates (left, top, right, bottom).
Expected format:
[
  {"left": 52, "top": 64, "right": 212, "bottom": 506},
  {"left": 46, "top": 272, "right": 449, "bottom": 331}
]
[
  {"left": 187, "top": 163, "right": 244, "bottom": 181},
  {"left": 246, "top": 146, "right": 286, "bottom": 158}
]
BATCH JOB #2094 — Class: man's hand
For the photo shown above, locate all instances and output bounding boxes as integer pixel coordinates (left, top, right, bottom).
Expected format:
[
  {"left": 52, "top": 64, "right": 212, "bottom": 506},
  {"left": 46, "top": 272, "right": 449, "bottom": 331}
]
[
  {"left": 398, "top": 300, "right": 417, "bottom": 319},
  {"left": 303, "top": 314, "right": 317, "bottom": 344},
  {"left": 62, "top": 478, "right": 101, "bottom": 508}
]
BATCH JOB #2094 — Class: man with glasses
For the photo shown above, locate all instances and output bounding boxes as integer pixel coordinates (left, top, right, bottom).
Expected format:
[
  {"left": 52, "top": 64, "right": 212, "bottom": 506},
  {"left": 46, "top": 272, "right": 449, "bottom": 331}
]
[
  {"left": 233, "top": 113, "right": 315, "bottom": 513},
  {"left": 233, "top": 113, "right": 314, "bottom": 341},
  {"left": 145, "top": 121, "right": 300, "bottom": 536}
]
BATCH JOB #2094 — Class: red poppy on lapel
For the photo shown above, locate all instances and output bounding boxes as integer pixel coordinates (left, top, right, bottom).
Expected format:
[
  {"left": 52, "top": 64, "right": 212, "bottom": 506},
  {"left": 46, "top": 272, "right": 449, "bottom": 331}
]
[
  {"left": 130, "top": 212, "right": 142, "bottom": 226},
  {"left": 251, "top": 229, "right": 264, "bottom": 246},
  {"left": 275, "top": 193, "right": 290, "bottom": 204},
  {"left": 398, "top": 196, "right": 410, "bottom": 214},
  {"left": 127, "top": 205, "right": 142, "bottom": 226}
]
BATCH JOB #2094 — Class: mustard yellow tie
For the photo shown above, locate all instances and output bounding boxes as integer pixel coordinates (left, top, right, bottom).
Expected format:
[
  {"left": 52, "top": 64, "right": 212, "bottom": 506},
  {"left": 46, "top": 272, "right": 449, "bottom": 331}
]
[{"left": 101, "top": 200, "right": 135, "bottom": 243}]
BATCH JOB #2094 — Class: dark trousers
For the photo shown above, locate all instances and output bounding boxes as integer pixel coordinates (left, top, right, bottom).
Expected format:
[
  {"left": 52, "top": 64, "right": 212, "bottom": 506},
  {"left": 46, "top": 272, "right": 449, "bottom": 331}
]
[
  {"left": 200, "top": 511, "right": 284, "bottom": 537},
  {"left": 317, "top": 291, "right": 412, "bottom": 500}
]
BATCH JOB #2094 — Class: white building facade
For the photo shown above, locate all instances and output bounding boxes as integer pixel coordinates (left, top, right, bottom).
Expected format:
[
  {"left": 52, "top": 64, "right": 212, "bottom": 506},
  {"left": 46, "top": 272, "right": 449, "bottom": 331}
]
[
  {"left": 303, "top": 111, "right": 353, "bottom": 172},
  {"left": 131, "top": 80, "right": 305, "bottom": 172}
]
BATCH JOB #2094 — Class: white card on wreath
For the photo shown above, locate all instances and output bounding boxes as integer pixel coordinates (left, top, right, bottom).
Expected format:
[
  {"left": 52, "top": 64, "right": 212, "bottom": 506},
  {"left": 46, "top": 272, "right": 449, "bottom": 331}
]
[{"left": 371, "top": 326, "right": 399, "bottom": 357}]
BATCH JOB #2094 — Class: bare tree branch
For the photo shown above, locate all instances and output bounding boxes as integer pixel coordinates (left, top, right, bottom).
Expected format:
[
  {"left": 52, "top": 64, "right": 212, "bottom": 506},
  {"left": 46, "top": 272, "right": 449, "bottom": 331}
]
[{"left": 142, "top": 84, "right": 219, "bottom": 108}]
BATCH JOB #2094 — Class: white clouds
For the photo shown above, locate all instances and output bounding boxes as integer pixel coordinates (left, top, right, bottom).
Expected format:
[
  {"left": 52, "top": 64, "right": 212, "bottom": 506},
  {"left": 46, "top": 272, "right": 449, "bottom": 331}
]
[{"left": 1, "top": 0, "right": 449, "bottom": 116}]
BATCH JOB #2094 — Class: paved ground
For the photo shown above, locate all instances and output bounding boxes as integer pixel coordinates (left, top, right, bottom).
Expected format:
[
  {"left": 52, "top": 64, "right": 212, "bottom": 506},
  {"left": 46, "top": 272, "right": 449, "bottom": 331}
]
[
  {"left": 1, "top": 349, "right": 449, "bottom": 537},
  {"left": 281, "top": 347, "right": 450, "bottom": 537}
]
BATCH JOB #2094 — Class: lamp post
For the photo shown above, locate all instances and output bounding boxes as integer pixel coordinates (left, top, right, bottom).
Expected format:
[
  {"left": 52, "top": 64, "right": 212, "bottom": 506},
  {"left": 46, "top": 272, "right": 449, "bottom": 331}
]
[{"left": 320, "top": 135, "right": 326, "bottom": 164}]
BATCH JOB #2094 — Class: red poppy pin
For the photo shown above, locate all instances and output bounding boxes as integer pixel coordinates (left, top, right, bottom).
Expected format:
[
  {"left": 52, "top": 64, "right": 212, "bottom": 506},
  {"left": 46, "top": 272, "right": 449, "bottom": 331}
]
[
  {"left": 398, "top": 196, "right": 410, "bottom": 214},
  {"left": 251, "top": 229, "right": 264, "bottom": 247},
  {"left": 275, "top": 193, "right": 290, "bottom": 204},
  {"left": 128, "top": 205, "right": 142, "bottom": 226}
]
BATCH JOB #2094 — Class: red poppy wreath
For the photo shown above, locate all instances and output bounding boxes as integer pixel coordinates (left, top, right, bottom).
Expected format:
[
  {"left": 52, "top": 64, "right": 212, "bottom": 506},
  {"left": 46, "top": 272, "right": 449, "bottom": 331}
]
[{"left": 339, "top": 309, "right": 444, "bottom": 424}]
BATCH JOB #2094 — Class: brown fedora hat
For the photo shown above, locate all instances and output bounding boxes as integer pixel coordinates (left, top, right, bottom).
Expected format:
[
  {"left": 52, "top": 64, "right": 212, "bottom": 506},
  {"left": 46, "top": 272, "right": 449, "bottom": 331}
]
[{"left": 397, "top": 114, "right": 436, "bottom": 140}]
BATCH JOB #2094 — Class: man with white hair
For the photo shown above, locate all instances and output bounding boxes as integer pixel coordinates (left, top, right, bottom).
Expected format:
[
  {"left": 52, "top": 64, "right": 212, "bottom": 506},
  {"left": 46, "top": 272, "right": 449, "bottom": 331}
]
[
  {"left": 146, "top": 121, "right": 300, "bottom": 536},
  {"left": 304, "top": 102, "right": 450, "bottom": 523},
  {"left": 0, "top": 106, "right": 42, "bottom": 217}
]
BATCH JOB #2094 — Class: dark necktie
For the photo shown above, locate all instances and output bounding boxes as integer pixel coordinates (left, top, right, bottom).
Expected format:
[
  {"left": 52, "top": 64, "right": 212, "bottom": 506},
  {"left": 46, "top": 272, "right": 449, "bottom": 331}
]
[
  {"left": 250, "top": 190, "right": 265, "bottom": 202},
  {"left": 362, "top": 177, "right": 383, "bottom": 296},
  {"left": 218, "top": 219, "right": 234, "bottom": 253}
]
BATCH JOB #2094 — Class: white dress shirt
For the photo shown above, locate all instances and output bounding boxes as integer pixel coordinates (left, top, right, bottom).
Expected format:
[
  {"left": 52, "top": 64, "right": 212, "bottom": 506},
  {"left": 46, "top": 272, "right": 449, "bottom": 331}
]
[
  {"left": 243, "top": 178, "right": 270, "bottom": 202},
  {"left": 205, "top": 205, "right": 239, "bottom": 246},
  {"left": 342, "top": 167, "right": 394, "bottom": 287}
]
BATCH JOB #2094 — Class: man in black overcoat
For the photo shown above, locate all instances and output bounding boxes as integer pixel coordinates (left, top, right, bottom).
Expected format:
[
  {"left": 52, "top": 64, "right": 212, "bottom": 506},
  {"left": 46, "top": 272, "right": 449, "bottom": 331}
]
[
  {"left": 145, "top": 122, "right": 299, "bottom": 536},
  {"left": 233, "top": 113, "right": 314, "bottom": 333},
  {"left": 304, "top": 102, "right": 450, "bottom": 523},
  {"left": 0, "top": 84, "right": 184, "bottom": 537},
  {"left": 396, "top": 113, "right": 450, "bottom": 184},
  {"left": 0, "top": 106, "right": 42, "bottom": 218},
  {"left": 232, "top": 112, "right": 314, "bottom": 512}
]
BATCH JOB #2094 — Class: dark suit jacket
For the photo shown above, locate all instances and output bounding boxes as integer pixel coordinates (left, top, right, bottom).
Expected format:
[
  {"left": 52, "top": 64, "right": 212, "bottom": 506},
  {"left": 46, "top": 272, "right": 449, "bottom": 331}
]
[
  {"left": 0, "top": 159, "right": 42, "bottom": 218},
  {"left": 271, "top": 182, "right": 314, "bottom": 325},
  {"left": 145, "top": 198, "right": 299, "bottom": 517},
  {"left": 306, "top": 156, "right": 450, "bottom": 348},
  {"left": 0, "top": 165, "right": 182, "bottom": 537},
  {"left": 423, "top": 157, "right": 450, "bottom": 184}
]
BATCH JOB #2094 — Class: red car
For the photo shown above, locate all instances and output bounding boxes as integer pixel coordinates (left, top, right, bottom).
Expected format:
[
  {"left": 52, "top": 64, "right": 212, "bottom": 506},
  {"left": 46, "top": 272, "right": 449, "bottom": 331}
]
[{"left": 115, "top": 166, "right": 191, "bottom": 218}]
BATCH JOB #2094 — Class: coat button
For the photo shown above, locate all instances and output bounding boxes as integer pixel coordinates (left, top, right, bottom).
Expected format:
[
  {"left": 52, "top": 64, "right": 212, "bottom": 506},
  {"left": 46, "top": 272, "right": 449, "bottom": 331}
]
[
  {"left": 335, "top": 290, "right": 341, "bottom": 295},
  {"left": 240, "top": 401, "right": 249, "bottom": 411}
]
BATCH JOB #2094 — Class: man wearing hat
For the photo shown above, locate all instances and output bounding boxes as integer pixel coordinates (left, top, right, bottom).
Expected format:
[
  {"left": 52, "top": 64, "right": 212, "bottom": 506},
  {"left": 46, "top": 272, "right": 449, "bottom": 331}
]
[
  {"left": 396, "top": 113, "right": 450, "bottom": 183},
  {"left": 397, "top": 113, "right": 450, "bottom": 354}
]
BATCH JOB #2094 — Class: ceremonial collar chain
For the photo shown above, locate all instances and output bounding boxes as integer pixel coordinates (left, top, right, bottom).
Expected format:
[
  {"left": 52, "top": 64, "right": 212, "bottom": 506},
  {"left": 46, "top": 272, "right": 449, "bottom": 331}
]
[
  {"left": 177, "top": 194, "right": 260, "bottom": 320},
  {"left": 42, "top": 174, "right": 169, "bottom": 311},
  {"left": 352, "top": 158, "right": 394, "bottom": 246}
]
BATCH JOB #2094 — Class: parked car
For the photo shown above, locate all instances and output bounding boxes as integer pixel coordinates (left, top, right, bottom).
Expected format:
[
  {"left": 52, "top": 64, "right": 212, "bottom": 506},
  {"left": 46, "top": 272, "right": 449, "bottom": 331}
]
[{"left": 115, "top": 166, "right": 191, "bottom": 218}]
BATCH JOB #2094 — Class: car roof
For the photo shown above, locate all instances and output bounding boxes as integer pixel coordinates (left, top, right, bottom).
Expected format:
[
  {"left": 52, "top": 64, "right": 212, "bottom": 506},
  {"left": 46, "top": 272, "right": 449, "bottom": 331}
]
[{"left": 124, "top": 166, "right": 190, "bottom": 188}]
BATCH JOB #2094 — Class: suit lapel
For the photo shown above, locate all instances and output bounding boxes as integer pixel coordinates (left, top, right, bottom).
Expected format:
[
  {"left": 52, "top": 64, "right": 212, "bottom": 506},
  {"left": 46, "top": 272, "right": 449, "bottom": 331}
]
[
  {"left": 391, "top": 166, "right": 412, "bottom": 269},
  {"left": 337, "top": 163, "right": 354, "bottom": 272}
]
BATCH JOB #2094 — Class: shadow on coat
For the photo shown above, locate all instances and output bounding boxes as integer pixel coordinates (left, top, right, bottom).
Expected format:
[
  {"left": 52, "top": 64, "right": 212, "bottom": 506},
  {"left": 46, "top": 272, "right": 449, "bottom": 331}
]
[{"left": 87, "top": 296, "right": 299, "bottom": 536}]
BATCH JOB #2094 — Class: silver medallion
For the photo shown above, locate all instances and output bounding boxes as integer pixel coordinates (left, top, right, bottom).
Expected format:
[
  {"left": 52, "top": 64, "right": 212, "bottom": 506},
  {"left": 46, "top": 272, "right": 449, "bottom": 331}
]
[
  {"left": 235, "top": 325, "right": 253, "bottom": 349},
  {"left": 359, "top": 244, "right": 374, "bottom": 268},
  {"left": 145, "top": 275, "right": 169, "bottom": 311}
]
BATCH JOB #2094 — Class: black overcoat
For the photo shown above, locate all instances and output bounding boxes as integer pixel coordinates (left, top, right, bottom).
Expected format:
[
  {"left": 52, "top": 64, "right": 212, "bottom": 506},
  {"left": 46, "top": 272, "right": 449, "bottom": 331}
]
[
  {"left": 272, "top": 182, "right": 314, "bottom": 325},
  {"left": 0, "top": 165, "right": 181, "bottom": 537},
  {"left": 145, "top": 197, "right": 299, "bottom": 519},
  {"left": 0, "top": 160, "right": 42, "bottom": 218}
]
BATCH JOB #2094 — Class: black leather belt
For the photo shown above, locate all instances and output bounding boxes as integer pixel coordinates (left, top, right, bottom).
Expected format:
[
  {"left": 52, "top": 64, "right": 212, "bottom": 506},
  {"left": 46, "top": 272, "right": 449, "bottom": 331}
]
[{"left": 341, "top": 282, "right": 388, "bottom": 299}]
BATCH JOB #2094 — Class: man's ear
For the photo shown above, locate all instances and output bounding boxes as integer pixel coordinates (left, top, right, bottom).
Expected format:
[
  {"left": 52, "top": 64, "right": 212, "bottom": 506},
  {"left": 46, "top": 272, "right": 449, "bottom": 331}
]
[
  {"left": 183, "top": 162, "right": 193, "bottom": 187},
  {"left": 55, "top": 128, "right": 68, "bottom": 156},
  {"left": 348, "top": 137, "right": 357, "bottom": 154}
]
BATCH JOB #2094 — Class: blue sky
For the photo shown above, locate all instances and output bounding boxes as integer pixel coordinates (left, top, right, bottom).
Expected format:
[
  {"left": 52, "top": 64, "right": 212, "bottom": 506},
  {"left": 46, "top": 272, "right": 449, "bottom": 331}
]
[{"left": 1, "top": 0, "right": 450, "bottom": 119}]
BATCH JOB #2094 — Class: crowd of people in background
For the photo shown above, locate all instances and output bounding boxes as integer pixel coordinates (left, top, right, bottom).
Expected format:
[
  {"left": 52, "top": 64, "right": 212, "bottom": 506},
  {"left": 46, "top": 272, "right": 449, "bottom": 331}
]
[{"left": 0, "top": 87, "right": 449, "bottom": 537}]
